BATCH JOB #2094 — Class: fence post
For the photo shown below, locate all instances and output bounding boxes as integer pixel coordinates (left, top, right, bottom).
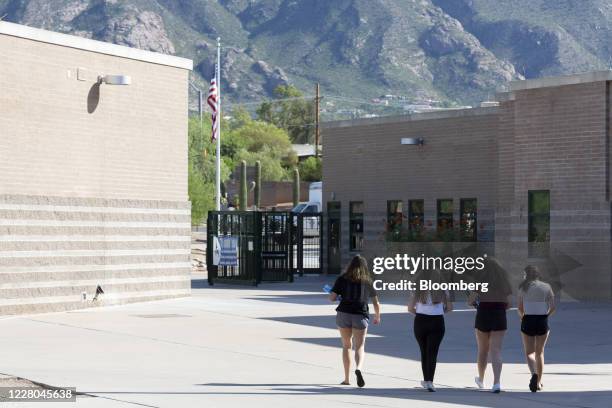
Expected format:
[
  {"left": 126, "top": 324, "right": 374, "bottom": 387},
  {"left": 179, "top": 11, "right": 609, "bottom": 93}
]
[
  {"left": 319, "top": 212, "right": 324, "bottom": 275},
  {"left": 254, "top": 211, "right": 263, "bottom": 285},
  {"left": 288, "top": 212, "right": 295, "bottom": 282},
  {"left": 206, "top": 211, "right": 216, "bottom": 286},
  {"left": 297, "top": 214, "right": 304, "bottom": 277}
]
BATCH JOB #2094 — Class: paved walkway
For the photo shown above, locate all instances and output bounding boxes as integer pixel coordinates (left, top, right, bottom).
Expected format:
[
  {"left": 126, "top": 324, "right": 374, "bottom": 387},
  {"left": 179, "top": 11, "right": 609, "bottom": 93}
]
[{"left": 0, "top": 275, "right": 611, "bottom": 407}]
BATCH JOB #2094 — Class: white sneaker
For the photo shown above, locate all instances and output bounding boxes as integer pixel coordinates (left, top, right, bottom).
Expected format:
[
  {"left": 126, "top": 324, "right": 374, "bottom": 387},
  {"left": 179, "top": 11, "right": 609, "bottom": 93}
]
[
  {"left": 420, "top": 380, "right": 428, "bottom": 389},
  {"left": 474, "top": 376, "right": 484, "bottom": 389},
  {"left": 427, "top": 382, "right": 436, "bottom": 392},
  {"left": 491, "top": 383, "right": 501, "bottom": 393}
]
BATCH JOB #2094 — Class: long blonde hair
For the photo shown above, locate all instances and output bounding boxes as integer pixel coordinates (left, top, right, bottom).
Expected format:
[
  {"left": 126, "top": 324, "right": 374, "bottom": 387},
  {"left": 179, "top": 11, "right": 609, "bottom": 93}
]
[{"left": 343, "top": 255, "right": 371, "bottom": 283}]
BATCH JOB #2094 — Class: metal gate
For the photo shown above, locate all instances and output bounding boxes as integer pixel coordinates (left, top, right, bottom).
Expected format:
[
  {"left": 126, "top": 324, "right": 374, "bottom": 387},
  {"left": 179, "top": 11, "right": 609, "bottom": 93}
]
[
  {"left": 207, "top": 211, "right": 322, "bottom": 285},
  {"left": 293, "top": 213, "right": 322, "bottom": 276},
  {"left": 206, "top": 211, "right": 261, "bottom": 285},
  {"left": 261, "top": 212, "right": 293, "bottom": 282}
]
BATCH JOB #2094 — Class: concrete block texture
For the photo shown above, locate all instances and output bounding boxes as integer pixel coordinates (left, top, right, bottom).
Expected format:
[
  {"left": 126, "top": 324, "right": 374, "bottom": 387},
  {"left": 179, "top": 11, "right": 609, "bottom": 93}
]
[
  {"left": 323, "top": 74, "right": 612, "bottom": 299},
  {"left": 0, "top": 195, "right": 191, "bottom": 315},
  {"left": 0, "top": 32, "right": 189, "bottom": 202},
  {"left": 0, "top": 26, "right": 192, "bottom": 315}
]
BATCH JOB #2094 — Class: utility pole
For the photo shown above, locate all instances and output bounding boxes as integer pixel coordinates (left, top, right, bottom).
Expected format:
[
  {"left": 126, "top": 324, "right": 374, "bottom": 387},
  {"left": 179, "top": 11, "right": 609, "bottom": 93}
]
[
  {"left": 315, "top": 83, "right": 321, "bottom": 158},
  {"left": 189, "top": 81, "right": 204, "bottom": 147}
]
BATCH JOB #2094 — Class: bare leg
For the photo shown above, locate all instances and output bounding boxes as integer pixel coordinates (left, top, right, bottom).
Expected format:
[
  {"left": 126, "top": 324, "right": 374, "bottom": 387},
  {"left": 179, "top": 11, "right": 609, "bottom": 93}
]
[
  {"left": 475, "top": 329, "right": 490, "bottom": 382},
  {"left": 521, "top": 332, "right": 536, "bottom": 374},
  {"left": 535, "top": 331, "right": 550, "bottom": 387},
  {"left": 339, "top": 327, "right": 353, "bottom": 384},
  {"left": 489, "top": 330, "right": 506, "bottom": 385},
  {"left": 352, "top": 328, "right": 367, "bottom": 370}
]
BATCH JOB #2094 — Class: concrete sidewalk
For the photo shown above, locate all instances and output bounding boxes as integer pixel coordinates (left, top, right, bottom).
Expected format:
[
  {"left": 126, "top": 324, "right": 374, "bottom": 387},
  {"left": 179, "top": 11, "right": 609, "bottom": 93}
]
[{"left": 0, "top": 275, "right": 611, "bottom": 407}]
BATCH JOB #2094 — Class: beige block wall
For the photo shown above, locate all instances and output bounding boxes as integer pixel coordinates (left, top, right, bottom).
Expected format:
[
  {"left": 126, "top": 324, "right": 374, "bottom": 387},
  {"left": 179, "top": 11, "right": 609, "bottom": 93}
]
[
  {"left": 323, "top": 108, "right": 499, "bottom": 271},
  {"left": 0, "top": 29, "right": 192, "bottom": 315},
  {"left": 0, "top": 34, "right": 188, "bottom": 201},
  {"left": 324, "top": 79, "right": 612, "bottom": 299}
]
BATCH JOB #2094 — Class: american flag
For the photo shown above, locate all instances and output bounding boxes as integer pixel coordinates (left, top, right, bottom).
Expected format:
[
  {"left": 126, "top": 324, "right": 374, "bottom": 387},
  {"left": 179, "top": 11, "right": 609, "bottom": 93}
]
[{"left": 207, "top": 71, "right": 219, "bottom": 142}]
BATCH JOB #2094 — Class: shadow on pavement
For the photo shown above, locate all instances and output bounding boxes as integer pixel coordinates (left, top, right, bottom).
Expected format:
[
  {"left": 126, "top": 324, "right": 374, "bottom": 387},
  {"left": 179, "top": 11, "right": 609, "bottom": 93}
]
[
  {"left": 188, "top": 383, "right": 612, "bottom": 408},
  {"left": 262, "top": 309, "right": 612, "bottom": 364}
]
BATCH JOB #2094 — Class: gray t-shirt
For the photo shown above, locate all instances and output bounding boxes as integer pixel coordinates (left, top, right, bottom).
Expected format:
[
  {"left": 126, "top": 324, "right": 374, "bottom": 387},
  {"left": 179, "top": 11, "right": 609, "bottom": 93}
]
[{"left": 520, "top": 280, "right": 554, "bottom": 315}]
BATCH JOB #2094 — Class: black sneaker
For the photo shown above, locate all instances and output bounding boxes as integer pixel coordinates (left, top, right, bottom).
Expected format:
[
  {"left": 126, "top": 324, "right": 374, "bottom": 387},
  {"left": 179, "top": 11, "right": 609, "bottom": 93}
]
[
  {"left": 529, "top": 374, "right": 538, "bottom": 392},
  {"left": 355, "top": 370, "right": 365, "bottom": 388}
]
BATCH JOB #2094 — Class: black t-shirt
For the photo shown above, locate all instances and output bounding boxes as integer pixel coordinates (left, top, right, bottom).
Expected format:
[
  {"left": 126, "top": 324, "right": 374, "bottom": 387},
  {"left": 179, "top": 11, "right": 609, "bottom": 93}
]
[{"left": 331, "top": 275, "right": 377, "bottom": 317}]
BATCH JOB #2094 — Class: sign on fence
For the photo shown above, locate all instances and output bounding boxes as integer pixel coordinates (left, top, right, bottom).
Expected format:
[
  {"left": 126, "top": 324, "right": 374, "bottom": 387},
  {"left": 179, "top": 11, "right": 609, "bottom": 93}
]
[{"left": 218, "top": 236, "right": 239, "bottom": 266}]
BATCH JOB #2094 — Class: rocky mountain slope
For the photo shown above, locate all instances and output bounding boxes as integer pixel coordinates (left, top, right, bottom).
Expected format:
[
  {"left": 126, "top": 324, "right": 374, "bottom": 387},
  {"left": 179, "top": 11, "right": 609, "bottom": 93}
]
[{"left": 2, "top": 0, "right": 612, "bottom": 108}]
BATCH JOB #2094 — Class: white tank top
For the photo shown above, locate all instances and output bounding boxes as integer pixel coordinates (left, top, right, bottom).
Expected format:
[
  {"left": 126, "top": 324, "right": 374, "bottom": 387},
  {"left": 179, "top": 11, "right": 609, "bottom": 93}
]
[{"left": 416, "top": 293, "right": 445, "bottom": 315}]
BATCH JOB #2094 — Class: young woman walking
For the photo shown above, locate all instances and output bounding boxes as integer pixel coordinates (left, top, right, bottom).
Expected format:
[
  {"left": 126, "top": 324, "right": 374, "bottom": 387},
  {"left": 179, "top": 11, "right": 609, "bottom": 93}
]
[
  {"left": 408, "top": 270, "right": 453, "bottom": 392},
  {"left": 518, "top": 265, "right": 556, "bottom": 392},
  {"left": 469, "top": 257, "right": 513, "bottom": 393},
  {"left": 329, "top": 255, "right": 381, "bottom": 387}
]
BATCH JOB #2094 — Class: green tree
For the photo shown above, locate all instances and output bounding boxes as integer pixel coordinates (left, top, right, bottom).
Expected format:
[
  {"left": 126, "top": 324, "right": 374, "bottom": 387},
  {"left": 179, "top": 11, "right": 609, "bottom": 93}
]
[
  {"left": 256, "top": 85, "right": 315, "bottom": 144},
  {"left": 187, "top": 109, "right": 304, "bottom": 222},
  {"left": 229, "top": 105, "right": 252, "bottom": 130},
  {"left": 188, "top": 117, "right": 229, "bottom": 224},
  {"left": 188, "top": 165, "right": 215, "bottom": 225},
  {"left": 228, "top": 120, "right": 297, "bottom": 180},
  {"left": 298, "top": 156, "right": 322, "bottom": 181}
]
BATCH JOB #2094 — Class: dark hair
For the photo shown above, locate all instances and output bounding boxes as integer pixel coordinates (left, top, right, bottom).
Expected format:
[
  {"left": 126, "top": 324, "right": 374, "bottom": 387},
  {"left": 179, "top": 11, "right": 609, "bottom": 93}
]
[
  {"left": 414, "top": 269, "right": 445, "bottom": 304},
  {"left": 343, "top": 255, "right": 371, "bottom": 283},
  {"left": 478, "top": 257, "right": 513, "bottom": 299},
  {"left": 519, "top": 265, "right": 540, "bottom": 292}
]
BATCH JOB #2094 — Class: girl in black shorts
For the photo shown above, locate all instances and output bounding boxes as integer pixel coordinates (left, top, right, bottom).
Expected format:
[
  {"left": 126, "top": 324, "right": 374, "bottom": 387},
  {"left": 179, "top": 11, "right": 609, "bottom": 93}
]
[
  {"left": 518, "top": 265, "right": 556, "bottom": 392},
  {"left": 329, "top": 255, "right": 381, "bottom": 387},
  {"left": 469, "top": 257, "right": 512, "bottom": 393}
]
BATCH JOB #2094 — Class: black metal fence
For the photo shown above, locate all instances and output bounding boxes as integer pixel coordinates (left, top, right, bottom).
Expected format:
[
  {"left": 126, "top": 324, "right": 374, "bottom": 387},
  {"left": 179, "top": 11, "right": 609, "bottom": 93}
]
[
  {"left": 294, "top": 213, "right": 322, "bottom": 274},
  {"left": 207, "top": 211, "right": 322, "bottom": 285}
]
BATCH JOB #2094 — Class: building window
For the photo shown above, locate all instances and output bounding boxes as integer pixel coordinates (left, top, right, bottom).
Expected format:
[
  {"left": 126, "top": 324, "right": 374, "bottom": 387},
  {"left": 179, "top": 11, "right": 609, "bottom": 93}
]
[
  {"left": 460, "top": 198, "right": 477, "bottom": 242},
  {"left": 386, "top": 200, "right": 403, "bottom": 240},
  {"left": 528, "top": 191, "right": 550, "bottom": 242},
  {"left": 349, "top": 201, "right": 364, "bottom": 251},
  {"left": 408, "top": 200, "right": 424, "bottom": 238},
  {"left": 437, "top": 199, "right": 453, "bottom": 234}
]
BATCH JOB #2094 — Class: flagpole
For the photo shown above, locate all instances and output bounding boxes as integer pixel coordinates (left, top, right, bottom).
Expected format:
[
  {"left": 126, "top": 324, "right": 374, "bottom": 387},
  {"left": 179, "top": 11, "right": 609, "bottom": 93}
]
[{"left": 215, "top": 37, "right": 221, "bottom": 211}]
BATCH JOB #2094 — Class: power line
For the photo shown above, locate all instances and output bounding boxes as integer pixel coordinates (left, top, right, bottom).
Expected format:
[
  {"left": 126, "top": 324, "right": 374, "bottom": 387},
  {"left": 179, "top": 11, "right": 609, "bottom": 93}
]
[{"left": 224, "top": 95, "right": 315, "bottom": 108}]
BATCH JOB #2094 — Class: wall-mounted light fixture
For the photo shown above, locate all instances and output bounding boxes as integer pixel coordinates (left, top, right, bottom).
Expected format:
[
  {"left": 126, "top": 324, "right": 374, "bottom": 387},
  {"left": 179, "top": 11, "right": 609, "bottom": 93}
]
[
  {"left": 401, "top": 137, "right": 424, "bottom": 146},
  {"left": 97, "top": 74, "right": 132, "bottom": 85}
]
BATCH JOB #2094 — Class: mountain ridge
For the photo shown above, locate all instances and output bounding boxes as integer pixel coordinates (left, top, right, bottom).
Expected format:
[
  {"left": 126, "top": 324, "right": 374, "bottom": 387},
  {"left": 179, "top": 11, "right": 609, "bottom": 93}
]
[{"left": 2, "top": 0, "right": 612, "bottom": 109}]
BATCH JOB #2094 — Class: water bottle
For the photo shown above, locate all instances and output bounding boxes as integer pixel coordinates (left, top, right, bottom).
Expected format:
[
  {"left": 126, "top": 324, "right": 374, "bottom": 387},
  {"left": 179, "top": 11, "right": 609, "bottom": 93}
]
[{"left": 324, "top": 284, "right": 341, "bottom": 300}]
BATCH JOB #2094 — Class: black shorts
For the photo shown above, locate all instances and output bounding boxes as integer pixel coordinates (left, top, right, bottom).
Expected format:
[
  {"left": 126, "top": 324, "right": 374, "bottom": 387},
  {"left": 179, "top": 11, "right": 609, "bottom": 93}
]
[
  {"left": 475, "top": 308, "right": 507, "bottom": 332},
  {"left": 521, "top": 315, "right": 549, "bottom": 336}
]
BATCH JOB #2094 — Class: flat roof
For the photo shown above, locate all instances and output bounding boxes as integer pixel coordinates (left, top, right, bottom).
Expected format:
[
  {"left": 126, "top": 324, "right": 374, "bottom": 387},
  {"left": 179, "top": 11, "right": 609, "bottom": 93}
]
[
  {"left": 322, "top": 106, "right": 497, "bottom": 129},
  {"left": 0, "top": 21, "right": 192, "bottom": 70},
  {"left": 510, "top": 70, "right": 612, "bottom": 91}
]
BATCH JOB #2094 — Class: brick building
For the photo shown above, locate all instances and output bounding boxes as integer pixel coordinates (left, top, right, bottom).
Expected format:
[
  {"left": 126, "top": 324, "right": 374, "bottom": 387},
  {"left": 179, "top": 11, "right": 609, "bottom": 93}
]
[
  {"left": 323, "top": 71, "right": 612, "bottom": 300},
  {"left": 0, "top": 22, "right": 193, "bottom": 314}
]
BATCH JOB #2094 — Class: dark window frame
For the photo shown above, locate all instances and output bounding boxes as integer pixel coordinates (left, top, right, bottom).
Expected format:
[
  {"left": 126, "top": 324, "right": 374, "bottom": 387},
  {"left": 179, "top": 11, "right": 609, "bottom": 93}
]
[
  {"left": 386, "top": 200, "right": 403, "bottom": 239},
  {"left": 437, "top": 199, "right": 454, "bottom": 233},
  {"left": 349, "top": 201, "right": 364, "bottom": 252},
  {"left": 528, "top": 190, "right": 550, "bottom": 258},
  {"left": 460, "top": 198, "right": 478, "bottom": 242},
  {"left": 408, "top": 199, "right": 425, "bottom": 238},
  {"left": 528, "top": 190, "right": 550, "bottom": 242}
]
